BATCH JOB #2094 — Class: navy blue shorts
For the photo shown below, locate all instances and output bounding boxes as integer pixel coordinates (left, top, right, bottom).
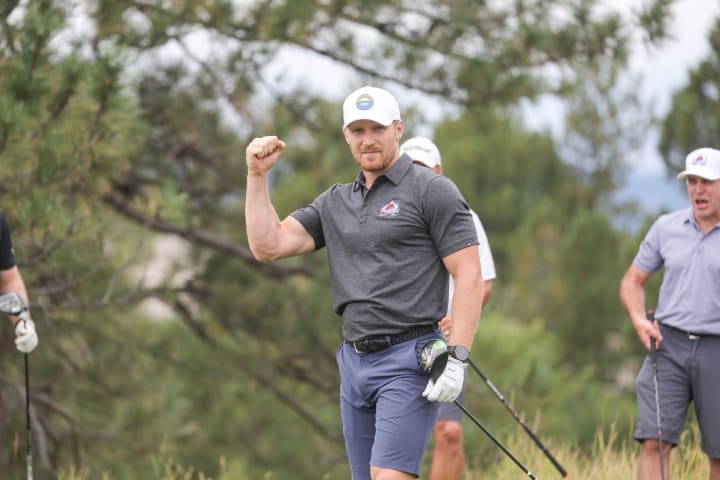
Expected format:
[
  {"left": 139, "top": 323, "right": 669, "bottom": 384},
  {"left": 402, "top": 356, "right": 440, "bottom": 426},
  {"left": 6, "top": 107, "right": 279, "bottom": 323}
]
[
  {"left": 337, "top": 331, "right": 443, "bottom": 479},
  {"left": 634, "top": 323, "right": 720, "bottom": 457}
]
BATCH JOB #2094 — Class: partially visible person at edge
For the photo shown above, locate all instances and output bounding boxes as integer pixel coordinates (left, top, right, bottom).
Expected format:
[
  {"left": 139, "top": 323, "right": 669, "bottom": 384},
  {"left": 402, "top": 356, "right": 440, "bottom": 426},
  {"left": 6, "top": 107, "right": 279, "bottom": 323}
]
[
  {"left": 620, "top": 147, "right": 720, "bottom": 480},
  {"left": 400, "top": 136, "right": 496, "bottom": 480},
  {"left": 245, "top": 86, "right": 484, "bottom": 480},
  {"left": 0, "top": 209, "right": 38, "bottom": 354}
]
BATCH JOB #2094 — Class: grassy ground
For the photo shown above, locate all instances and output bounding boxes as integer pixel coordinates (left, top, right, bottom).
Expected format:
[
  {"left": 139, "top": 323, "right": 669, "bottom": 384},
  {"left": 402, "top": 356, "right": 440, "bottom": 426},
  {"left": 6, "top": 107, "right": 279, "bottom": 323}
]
[
  {"left": 471, "top": 422, "right": 708, "bottom": 480},
  {"left": 57, "top": 423, "right": 709, "bottom": 479}
]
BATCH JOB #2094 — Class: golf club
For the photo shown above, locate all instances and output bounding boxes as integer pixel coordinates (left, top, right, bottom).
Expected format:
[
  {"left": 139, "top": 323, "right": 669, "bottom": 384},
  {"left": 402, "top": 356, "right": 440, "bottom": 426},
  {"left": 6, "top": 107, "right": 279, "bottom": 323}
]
[
  {"left": 453, "top": 400, "right": 539, "bottom": 479},
  {"left": 647, "top": 309, "right": 665, "bottom": 480},
  {"left": 468, "top": 358, "right": 568, "bottom": 478},
  {"left": 0, "top": 292, "right": 34, "bottom": 480},
  {"left": 421, "top": 340, "right": 539, "bottom": 479}
]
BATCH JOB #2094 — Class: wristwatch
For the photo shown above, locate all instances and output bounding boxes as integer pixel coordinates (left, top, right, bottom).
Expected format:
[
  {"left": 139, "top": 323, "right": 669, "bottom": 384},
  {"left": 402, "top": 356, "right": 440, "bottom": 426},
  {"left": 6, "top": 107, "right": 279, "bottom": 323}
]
[{"left": 447, "top": 345, "right": 470, "bottom": 363}]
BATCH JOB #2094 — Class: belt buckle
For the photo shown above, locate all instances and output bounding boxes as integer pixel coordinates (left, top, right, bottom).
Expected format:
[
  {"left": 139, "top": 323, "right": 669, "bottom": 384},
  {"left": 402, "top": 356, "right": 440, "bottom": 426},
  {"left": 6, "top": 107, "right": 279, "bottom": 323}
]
[
  {"left": 688, "top": 332, "right": 700, "bottom": 340},
  {"left": 352, "top": 341, "right": 365, "bottom": 354},
  {"left": 352, "top": 337, "right": 389, "bottom": 354}
]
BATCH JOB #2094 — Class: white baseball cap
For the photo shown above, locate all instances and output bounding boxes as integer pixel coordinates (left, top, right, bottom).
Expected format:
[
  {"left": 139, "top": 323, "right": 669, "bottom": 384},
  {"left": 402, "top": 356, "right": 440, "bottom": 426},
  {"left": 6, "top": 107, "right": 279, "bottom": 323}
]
[
  {"left": 400, "top": 136, "right": 442, "bottom": 168},
  {"left": 677, "top": 147, "right": 720, "bottom": 181},
  {"left": 342, "top": 86, "right": 401, "bottom": 129}
]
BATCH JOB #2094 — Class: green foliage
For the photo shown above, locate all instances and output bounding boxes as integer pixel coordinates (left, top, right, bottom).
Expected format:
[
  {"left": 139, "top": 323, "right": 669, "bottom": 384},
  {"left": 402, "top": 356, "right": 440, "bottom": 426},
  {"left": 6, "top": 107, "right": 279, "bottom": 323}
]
[
  {"left": 432, "top": 107, "right": 573, "bottom": 274},
  {"left": 659, "top": 17, "right": 720, "bottom": 171},
  {"left": 455, "top": 312, "right": 636, "bottom": 455},
  {"left": 0, "top": 0, "right": 703, "bottom": 477}
]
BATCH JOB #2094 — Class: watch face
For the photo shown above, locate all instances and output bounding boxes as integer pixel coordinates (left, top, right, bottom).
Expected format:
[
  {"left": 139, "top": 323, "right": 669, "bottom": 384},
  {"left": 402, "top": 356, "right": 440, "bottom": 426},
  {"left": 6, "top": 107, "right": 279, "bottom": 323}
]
[{"left": 449, "top": 345, "right": 469, "bottom": 362}]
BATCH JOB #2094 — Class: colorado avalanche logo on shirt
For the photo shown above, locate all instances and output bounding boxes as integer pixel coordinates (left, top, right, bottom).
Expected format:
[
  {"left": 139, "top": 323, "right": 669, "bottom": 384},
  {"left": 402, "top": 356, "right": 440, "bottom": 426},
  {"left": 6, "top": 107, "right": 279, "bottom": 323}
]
[{"left": 379, "top": 200, "right": 400, "bottom": 217}]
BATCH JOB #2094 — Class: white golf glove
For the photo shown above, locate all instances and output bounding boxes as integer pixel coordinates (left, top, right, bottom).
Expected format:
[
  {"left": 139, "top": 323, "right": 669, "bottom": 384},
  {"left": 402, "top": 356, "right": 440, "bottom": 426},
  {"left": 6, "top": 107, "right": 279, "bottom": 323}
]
[
  {"left": 15, "top": 316, "right": 38, "bottom": 353},
  {"left": 422, "top": 356, "right": 466, "bottom": 402}
]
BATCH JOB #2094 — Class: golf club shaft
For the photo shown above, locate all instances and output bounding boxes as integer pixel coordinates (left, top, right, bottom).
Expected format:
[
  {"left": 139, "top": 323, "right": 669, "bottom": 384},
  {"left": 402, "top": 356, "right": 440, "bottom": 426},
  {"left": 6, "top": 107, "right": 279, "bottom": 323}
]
[
  {"left": 454, "top": 400, "right": 538, "bottom": 479},
  {"left": 24, "top": 351, "right": 33, "bottom": 480},
  {"left": 468, "top": 359, "right": 567, "bottom": 478},
  {"left": 647, "top": 310, "right": 665, "bottom": 480}
]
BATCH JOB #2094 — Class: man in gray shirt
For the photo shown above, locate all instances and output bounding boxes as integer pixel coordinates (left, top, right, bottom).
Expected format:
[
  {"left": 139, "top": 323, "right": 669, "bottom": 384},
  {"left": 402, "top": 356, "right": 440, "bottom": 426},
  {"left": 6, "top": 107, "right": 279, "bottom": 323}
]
[
  {"left": 245, "top": 86, "right": 484, "bottom": 480},
  {"left": 620, "top": 147, "right": 720, "bottom": 480}
]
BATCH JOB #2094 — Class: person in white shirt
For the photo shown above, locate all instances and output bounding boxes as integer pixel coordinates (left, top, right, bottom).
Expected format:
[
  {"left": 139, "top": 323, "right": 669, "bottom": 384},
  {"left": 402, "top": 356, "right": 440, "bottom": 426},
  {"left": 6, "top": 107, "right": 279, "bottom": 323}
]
[{"left": 400, "top": 137, "right": 496, "bottom": 480}]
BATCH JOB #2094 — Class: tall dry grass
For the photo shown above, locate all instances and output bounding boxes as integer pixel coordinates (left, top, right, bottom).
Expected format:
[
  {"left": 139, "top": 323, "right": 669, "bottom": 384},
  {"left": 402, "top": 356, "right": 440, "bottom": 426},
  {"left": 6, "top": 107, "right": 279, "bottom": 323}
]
[
  {"left": 54, "top": 421, "right": 710, "bottom": 479},
  {"left": 467, "top": 421, "right": 708, "bottom": 480}
]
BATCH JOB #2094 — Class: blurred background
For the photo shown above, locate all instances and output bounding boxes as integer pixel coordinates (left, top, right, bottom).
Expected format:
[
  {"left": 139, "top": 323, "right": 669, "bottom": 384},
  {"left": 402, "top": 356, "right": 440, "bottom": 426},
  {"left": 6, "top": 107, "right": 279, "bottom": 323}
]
[{"left": 0, "top": 0, "right": 718, "bottom": 478}]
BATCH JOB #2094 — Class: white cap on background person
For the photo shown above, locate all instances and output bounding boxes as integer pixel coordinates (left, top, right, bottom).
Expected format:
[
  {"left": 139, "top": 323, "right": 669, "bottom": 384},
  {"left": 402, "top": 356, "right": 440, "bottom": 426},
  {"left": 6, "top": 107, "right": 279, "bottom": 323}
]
[
  {"left": 342, "top": 86, "right": 401, "bottom": 129},
  {"left": 677, "top": 147, "right": 720, "bottom": 181},
  {"left": 400, "top": 136, "right": 442, "bottom": 169}
]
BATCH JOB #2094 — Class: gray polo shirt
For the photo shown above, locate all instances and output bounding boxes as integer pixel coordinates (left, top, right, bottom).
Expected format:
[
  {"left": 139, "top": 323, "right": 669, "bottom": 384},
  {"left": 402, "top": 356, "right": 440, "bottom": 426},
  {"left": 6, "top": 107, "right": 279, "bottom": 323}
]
[
  {"left": 291, "top": 154, "right": 479, "bottom": 341},
  {"left": 633, "top": 207, "right": 720, "bottom": 335}
]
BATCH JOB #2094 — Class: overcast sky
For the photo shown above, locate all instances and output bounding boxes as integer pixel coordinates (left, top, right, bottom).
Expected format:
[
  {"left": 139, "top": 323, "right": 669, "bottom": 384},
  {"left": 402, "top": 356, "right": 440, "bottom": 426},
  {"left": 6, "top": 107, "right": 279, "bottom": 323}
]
[
  {"left": 608, "top": 0, "right": 718, "bottom": 173},
  {"left": 627, "top": 0, "right": 719, "bottom": 114},
  {"left": 521, "top": 0, "right": 719, "bottom": 174}
]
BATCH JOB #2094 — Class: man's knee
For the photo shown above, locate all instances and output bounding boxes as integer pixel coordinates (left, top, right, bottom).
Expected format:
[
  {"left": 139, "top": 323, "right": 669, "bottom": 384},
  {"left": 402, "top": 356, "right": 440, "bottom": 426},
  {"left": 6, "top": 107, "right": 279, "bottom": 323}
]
[
  {"left": 371, "top": 466, "right": 416, "bottom": 480},
  {"left": 640, "top": 438, "right": 673, "bottom": 456},
  {"left": 434, "top": 420, "right": 463, "bottom": 447}
]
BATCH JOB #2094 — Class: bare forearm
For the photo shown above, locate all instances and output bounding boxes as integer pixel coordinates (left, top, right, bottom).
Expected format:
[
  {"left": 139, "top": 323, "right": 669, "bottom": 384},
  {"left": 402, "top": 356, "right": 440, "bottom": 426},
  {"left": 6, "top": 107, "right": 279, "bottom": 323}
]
[
  {"left": 620, "top": 267, "right": 651, "bottom": 332},
  {"left": 448, "top": 276, "right": 483, "bottom": 349},
  {"left": 245, "top": 173, "right": 283, "bottom": 260},
  {"left": 621, "top": 281, "right": 645, "bottom": 319}
]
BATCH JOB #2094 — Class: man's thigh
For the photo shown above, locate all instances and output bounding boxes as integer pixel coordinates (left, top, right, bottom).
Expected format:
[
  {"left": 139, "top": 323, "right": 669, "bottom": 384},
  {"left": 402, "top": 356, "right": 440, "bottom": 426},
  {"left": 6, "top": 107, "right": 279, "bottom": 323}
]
[
  {"left": 634, "top": 326, "right": 692, "bottom": 446},
  {"left": 337, "top": 333, "right": 441, "bottom": 478},
  {"left": 692, "top": 335, "right": 720, "bottom": 457}
]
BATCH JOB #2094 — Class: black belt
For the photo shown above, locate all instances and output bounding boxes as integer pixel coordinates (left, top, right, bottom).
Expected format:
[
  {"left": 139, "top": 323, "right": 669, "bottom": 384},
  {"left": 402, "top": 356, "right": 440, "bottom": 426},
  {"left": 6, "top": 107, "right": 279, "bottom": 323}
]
[
  {"left": 347, "top": 324, "right": 438, "bottom": 354},
  {"left": 663, "top": 323, "right": 717, "bottom": 340}
]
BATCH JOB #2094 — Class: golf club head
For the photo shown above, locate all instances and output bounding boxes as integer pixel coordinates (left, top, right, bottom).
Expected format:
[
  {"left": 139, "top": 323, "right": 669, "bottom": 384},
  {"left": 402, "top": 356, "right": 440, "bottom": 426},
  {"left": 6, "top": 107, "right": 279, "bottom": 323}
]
[
  {"left": 420, "top": 338, "right": 449, "bottom": 380},
  {"left": 0, "top": 292, "right": 27, "bottom": 315}
]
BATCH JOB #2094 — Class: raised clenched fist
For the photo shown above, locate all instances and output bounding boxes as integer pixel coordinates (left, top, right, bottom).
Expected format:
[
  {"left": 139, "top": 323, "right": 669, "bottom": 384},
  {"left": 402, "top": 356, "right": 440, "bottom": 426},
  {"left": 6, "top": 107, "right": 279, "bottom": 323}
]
[{"left": 246, "top": 136, "right": 286, "bottom": 175}]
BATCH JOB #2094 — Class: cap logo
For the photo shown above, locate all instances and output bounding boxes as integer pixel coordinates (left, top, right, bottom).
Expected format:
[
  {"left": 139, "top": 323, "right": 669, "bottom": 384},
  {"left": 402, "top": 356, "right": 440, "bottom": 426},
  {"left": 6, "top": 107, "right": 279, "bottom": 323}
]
[
  {"left": 356, "top": 93, "right": 374, "bottom": 111},
  {"left": 692, "top": 154, "right": 707, "bottom": 166}
]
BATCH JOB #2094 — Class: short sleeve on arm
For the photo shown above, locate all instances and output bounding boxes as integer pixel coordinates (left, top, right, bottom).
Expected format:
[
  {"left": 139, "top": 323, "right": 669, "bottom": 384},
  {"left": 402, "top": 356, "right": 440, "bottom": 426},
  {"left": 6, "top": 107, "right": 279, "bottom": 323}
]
[
  {"left": 423, "top": 176, "right": 479, "bottom": 258},
  {"left": 0, "top": 211, "right": 16, "bottom": 270},
  {"left": 290, "top": 191, "right": 328, "bottom": 251},
  {"left": 633, "top": 219, "right": 663, "bottom": 274}
]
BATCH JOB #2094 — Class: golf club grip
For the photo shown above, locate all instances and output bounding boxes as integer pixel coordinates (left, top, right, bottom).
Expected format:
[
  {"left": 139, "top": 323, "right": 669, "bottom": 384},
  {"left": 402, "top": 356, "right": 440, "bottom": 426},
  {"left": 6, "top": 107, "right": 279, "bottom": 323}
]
[
  {"left": 647, "top": 310, "right": 657, "bottom": 355},
  {"left": 454, "top": 400, "right": 538, "bottom": 479},
  {"left": 468, "top": 359, "right": 568, "bottom": 478}
]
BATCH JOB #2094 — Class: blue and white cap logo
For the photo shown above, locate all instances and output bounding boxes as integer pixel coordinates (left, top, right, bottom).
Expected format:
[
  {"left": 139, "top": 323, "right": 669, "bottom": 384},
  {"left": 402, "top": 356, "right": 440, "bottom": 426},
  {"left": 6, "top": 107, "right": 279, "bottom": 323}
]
[{"left": 356, "top": 94, "right": 374, "bottom": 111}]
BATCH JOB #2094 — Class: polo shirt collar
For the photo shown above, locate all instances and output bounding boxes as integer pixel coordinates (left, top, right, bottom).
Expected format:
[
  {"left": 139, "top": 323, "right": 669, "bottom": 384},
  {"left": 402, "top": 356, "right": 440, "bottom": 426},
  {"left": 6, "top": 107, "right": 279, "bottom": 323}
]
[
  {"left": 680, "top": 207, "right": 694, "bottom": 226},
  {"left": 384, "top": 153, "right": 413, "bottom": 185},
  {"left": 352, "top": 153, "right": 414, "bottom": 191},
  {"left": 681, "top": 207, "right": 720, "bottom": 233}
]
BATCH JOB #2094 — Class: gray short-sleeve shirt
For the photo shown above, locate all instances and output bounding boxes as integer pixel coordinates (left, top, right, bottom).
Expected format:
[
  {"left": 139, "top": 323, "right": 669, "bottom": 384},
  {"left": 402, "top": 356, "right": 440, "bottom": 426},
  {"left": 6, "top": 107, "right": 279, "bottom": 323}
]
[
  {"left": 291, "top": 154, "right": 479, "bottom": 341},
  {"left": 633, "top": 208, "right": 720, "bottom": 334}
]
